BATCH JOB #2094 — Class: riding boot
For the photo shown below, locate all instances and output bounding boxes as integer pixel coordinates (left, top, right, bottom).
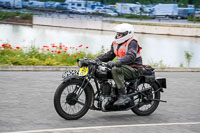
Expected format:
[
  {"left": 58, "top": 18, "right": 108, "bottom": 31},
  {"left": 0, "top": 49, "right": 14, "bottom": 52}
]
[{"left": 113, "top": 88, "right": 131, "bottom": 106}]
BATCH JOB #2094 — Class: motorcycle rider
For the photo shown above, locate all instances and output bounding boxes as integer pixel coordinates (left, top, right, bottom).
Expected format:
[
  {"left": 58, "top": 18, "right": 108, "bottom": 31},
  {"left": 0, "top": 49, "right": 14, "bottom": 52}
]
[{"left": 95, "top": 23, "right": 143, "bottom": 106}]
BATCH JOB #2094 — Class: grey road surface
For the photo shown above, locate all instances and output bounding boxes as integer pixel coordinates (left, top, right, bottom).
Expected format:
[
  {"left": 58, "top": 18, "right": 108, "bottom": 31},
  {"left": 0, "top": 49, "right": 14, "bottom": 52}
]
[{"left": 0, "top": 72, "right": 200, "bottom": 133}]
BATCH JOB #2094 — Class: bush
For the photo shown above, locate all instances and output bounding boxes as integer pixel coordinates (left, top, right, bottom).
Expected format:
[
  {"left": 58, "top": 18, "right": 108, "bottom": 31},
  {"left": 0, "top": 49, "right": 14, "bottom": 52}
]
[
  {"left": 19, "top": 14, "right": 33, "bottom": 20},
  {"left": 26, "top": 46, "right": 41, "bottom": 59},
  {"left": 26, "top": 58, "right": 43, "bottom": 65},
  {"left": 0, "top": 11, "right": 32, "bottom": 20},
  {"left": 0, "top": 43, "right": 97, "bottom": 66},
  {"left": 0, "top": 12, "right": 19, "bottom": 20},
  {"left": 44, "top": 58, "right": 58, "bottom": 66},
  {"left": 112, "top": 14, "right": 152, "bottom": 19},
  {"left": 123, "top": 14, "right": 152, "bottom": 19},
  {"left": 9, "top": 56, "right": 26, "bottom": 65},
  {"left": 188, "top": 15, "right": 200, "bottom": 22}
]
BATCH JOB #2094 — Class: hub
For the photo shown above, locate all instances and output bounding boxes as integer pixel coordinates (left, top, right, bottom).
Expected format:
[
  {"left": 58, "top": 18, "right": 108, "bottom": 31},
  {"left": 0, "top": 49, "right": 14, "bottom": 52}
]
[{"left": 66, "top": 93, "right": 78, "bottom": 105}]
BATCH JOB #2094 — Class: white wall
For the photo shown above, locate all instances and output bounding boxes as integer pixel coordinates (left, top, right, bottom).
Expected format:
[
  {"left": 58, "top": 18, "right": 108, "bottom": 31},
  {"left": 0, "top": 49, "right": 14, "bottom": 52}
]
[{"left": 33, "top": 15, "right": 200, "bottom": 37}]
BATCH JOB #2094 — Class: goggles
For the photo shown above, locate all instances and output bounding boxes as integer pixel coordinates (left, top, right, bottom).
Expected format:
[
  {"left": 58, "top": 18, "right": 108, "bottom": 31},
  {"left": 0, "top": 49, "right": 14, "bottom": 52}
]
[{"left": 116, "top": 31, "right": 128, "bottom": 36}]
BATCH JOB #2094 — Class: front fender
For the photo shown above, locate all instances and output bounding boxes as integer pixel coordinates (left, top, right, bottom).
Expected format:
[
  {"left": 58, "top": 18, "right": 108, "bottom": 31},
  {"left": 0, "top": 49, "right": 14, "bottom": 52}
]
[{"left": 62, "top": 75, "right": 82, "bottom": 82}]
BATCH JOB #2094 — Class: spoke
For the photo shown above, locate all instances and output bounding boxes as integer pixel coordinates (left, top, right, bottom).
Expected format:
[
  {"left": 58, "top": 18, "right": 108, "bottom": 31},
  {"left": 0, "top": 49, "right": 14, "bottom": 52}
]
[
  {"left": 77, "top": 104, "right": 81, "bottom": 110},
  {"left": 61, "top": 99, "right": 66, "bottom": 104},
  {"left": 76, "top": 100, "right": 85, "bottom": 106},
  {"left": 66, "top": 87, "right": 70, "bottom": 94},
  {"left": 73, "top": 105, "right": 78, "bottom": 113},
  {"left": 138, "top": 102, "right": 145, "bottom": 108},
  {"left": 60, "top": 95, "right": 67, "bottom": 101},
  {"left": 69, "top": 106, "right": 73, "bottom": 114},
  {"left": 76, "top": 105, "right": 81, "bottom": 113},
  {"left": 71, "top": 85, "right": 74, "bottom": 92},
  {"left": 69, "top": 86, "right": 72, "bottom": 92},
  {"left": 64, "top": 104, "right": 68, "bottom": 114},
  {"left": 133, "top": 97, "right": 139, "bottom": 101},
  {"left": 61, "top": 102, "right": 67, "bottom": 108},
  {"left": 63, "top": 91, "right": 67, "bottom": 96},
  {"left": 67, "top": 104, "right": 72, "bottom": 114},
  {"left": 147, "top": 104, "right": 149, "bottom": 108},
  {"left": 145, "top": 105, "right": 148, "bottom": 110},
  {"left": 61, "top": 94, "right": 67, "bottom": 99},
  {"left": 65, "top": 104, "right": 69, "bottom": 113},
  {"left": 79, "top": 97, "right": 85, "bottom": 102},
  {"left": 71, "top": 106, "right": 75, "bottom": 114},
  {"left": 74, "top": 104, "right": 81, "bottom": 113}
]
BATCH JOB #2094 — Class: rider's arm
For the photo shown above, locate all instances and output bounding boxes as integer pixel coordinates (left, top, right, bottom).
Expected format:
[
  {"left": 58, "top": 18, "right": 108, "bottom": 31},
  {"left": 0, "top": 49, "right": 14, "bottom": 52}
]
[
  {"left": 96, "top": 45, "right": 116, "bottom": 62},
  {"left": 118, "top": 40, "right": 139, "bottom": 65}
]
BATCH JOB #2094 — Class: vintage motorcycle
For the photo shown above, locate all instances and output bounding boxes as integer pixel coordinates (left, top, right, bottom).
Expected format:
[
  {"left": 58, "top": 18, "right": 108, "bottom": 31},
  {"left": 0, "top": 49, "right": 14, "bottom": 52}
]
[{"left": 54, "top": 58, "right": 167, "bottom": 120}]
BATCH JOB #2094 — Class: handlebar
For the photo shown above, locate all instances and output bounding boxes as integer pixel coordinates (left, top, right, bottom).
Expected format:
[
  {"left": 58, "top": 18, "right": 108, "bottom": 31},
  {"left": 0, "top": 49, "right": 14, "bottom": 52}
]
[{"left": 78, "top": 58, "right": 107, "bottom": 67}]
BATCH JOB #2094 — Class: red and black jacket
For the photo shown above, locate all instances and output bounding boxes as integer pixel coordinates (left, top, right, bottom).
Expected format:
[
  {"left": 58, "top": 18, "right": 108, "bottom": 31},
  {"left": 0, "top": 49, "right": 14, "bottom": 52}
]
[{"left": 97, "top": 38, "right": 143, "bottom": 67}]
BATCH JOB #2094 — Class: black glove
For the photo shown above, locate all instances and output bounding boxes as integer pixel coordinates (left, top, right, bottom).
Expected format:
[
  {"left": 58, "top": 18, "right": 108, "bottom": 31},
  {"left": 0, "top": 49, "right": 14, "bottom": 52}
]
[
  {"left": 114, "top": 60, "right": 122, "bottom": 67},
  {"left": 94, "top": 58, "right": 100, "bottom": 62},
  {"left": 107, "top": 60, "right": 121, "bottom": 68},
  {"left": 93, "top": 58, "right": 102, "bottom": 64}
]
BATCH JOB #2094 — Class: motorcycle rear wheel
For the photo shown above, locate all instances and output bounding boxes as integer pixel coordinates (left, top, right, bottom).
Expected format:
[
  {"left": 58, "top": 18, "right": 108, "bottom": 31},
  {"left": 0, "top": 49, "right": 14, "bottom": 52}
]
[
  {"left": 54, "top": 79, "right": 92, "bottom": 120},
  {"left": 131, "top": 82, "right": 160, "bottom": 116}
]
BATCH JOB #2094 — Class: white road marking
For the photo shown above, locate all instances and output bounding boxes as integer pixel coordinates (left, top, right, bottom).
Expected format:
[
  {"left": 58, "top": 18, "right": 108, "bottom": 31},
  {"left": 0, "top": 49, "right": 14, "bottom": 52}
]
[{"left": 4, "top": 122, "right": 200, "bottom": 133}]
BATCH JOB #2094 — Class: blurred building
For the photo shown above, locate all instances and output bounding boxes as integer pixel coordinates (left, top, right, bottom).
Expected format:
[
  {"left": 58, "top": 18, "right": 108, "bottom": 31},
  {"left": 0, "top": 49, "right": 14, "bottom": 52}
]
[
  {"left": 0, "top": 0, "right": 22, "bottom": 8},
  {"left": 65, "top": 0, "right": 101, "bottom": 9}
]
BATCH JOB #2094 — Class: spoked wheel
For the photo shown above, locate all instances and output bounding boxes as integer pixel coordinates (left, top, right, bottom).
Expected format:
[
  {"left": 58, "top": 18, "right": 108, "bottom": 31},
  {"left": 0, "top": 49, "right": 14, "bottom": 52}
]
[
  {"left": 54, "top": 79, "right": 93, "bottom": 120},
  {"left": 131, "top": 82, "right": 160, "bottom": 116}
]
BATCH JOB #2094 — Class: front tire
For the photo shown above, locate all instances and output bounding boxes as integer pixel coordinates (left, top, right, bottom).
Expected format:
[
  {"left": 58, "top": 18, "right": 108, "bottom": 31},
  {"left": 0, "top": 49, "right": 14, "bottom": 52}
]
[
  {"left": 54, "top": 79, "right": 92, "bottom": 120},
  {"left": 131, "top": 82, "right": 160, "bottom": 116}
]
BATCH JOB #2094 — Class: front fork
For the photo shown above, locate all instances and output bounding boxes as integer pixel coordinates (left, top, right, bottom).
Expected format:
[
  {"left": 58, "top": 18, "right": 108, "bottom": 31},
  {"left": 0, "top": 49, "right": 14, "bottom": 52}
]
[{"left": 72, "top": 77, "right": 89, "bottom": 98}]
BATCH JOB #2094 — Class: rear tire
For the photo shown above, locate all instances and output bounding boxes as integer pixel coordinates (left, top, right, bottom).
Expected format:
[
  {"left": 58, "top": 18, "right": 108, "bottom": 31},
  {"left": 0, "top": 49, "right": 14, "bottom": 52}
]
[
  {"left": 131, "top": 82, "right": 160, "bottom": 116},
  {"left": 54, "top": 79, "right": 92, "bottom": 120}
]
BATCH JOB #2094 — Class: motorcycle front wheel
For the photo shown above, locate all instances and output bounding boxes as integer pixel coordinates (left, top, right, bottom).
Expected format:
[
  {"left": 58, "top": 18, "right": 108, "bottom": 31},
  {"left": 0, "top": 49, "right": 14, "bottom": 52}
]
[
  {"left": 54, "top": 79, "right": 92, "bottom": 120},
  {"left": 131, "top": 82, "right": 160, "bottom": 116}
]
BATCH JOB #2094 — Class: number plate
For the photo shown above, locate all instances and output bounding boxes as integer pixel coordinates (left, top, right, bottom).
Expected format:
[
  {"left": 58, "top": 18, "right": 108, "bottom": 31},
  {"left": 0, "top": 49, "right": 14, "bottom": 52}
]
[
  {"left": 62, "top": 69, "right": 79, "bottom": 78},
  {"left": 78, "top": 67, "right": 88, "bottom": 76}
]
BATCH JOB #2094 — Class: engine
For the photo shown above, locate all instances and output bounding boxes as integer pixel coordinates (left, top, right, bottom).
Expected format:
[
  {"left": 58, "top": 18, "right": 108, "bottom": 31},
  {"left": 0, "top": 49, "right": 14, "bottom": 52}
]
[
  {"left": 100, "top": 82, "right": 111, "bottom": 96},
  {"left": 99, "top": 81, "right": 116, "bottom": 111}
]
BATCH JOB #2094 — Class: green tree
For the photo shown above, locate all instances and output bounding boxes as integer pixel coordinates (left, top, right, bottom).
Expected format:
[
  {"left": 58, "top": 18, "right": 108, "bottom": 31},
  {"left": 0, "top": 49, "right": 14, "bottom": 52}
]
[
  {"left": 190, "top": 0, "right": 200, "bottom": 22},
  {"left": 193, "top": 0, "right": 200, "bottom": 8},
  {"left": 178, "top": 0, "right": 188, "bottom": 7}
]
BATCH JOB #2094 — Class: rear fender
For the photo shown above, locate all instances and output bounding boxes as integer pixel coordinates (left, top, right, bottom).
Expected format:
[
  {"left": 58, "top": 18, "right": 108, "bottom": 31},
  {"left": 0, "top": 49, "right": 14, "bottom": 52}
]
[{"left": 155, "top": 77, "right": 167, "bottom": 92}]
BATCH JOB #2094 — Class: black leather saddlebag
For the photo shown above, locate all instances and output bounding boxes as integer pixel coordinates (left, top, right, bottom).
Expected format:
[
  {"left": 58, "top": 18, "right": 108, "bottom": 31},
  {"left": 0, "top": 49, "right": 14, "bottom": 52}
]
[{"left": 137, "top": 65, "right": 155, "bottom": 76}]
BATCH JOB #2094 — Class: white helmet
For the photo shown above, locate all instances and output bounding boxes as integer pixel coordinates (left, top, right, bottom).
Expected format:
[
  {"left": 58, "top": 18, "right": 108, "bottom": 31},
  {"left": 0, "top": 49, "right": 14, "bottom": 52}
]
[{"left": 114, "top": 23, "right": 134, "bottom": 44}]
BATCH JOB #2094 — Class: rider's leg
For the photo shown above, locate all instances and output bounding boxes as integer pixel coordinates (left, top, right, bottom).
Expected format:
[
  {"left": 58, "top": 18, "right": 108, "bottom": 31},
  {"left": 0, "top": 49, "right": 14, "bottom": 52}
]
[{"left": 111, "top": 65, "right": 138, "bottom": 106}]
